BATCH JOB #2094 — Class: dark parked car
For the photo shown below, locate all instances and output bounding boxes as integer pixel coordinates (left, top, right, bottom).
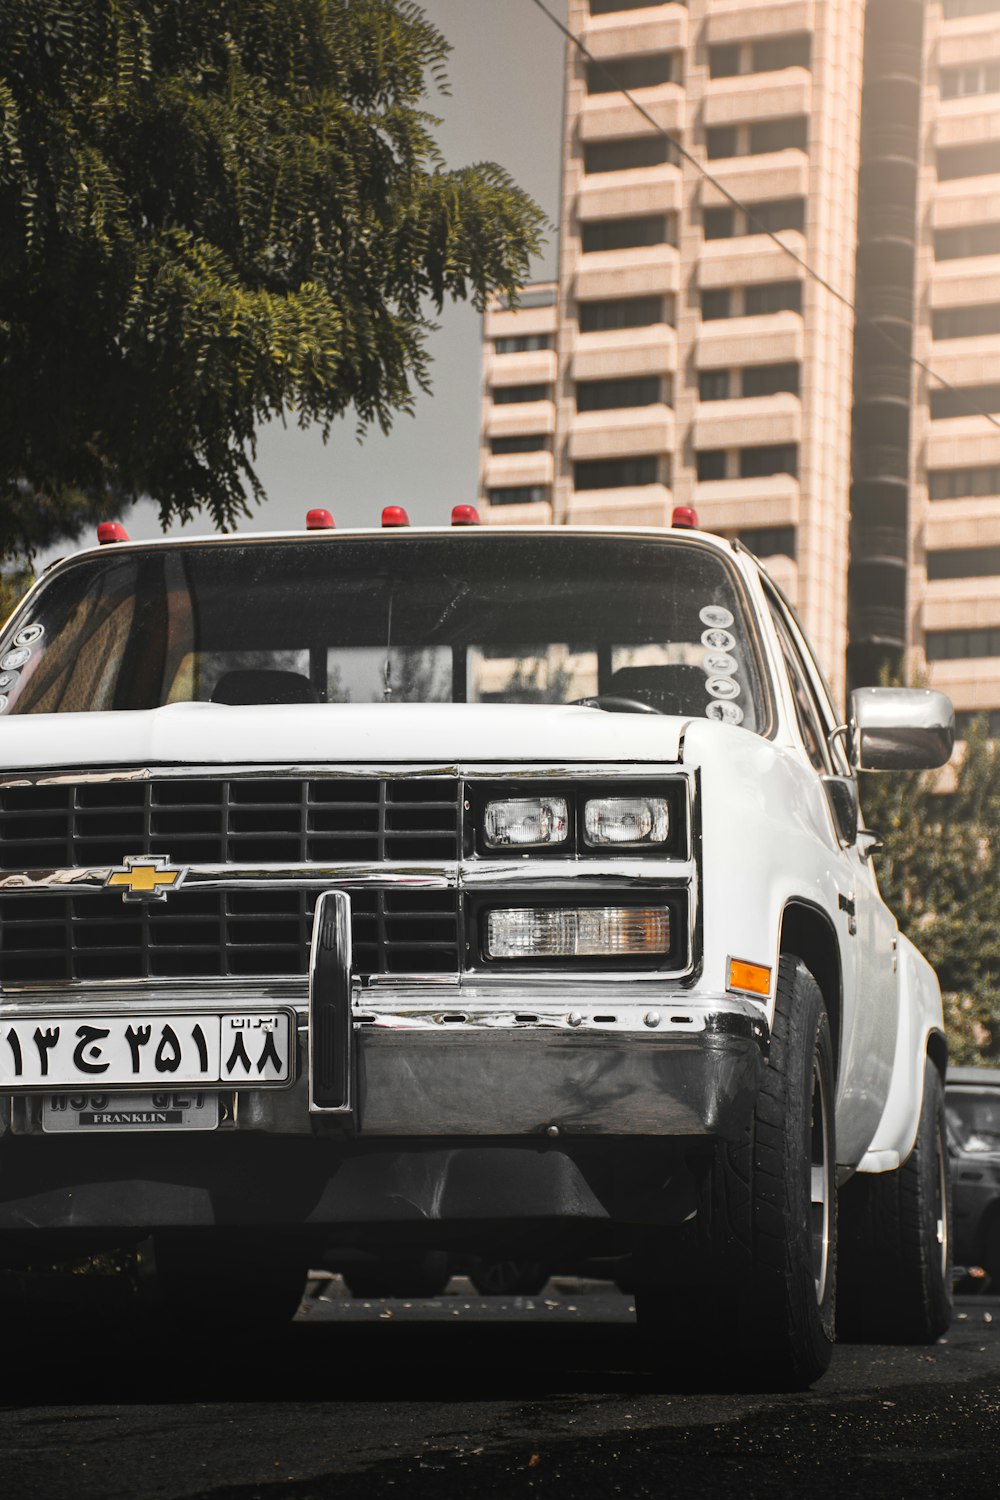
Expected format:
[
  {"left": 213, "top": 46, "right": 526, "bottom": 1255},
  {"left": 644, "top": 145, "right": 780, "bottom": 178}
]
[{"left": 947, "top": 1067, "right": 1000, "bottom": 1288}]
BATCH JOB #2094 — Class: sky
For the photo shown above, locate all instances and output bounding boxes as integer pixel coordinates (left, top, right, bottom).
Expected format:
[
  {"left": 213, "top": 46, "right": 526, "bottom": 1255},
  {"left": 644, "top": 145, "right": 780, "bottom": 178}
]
[{"left": 104, "top": 0, "right": 569, "bottom": 551}]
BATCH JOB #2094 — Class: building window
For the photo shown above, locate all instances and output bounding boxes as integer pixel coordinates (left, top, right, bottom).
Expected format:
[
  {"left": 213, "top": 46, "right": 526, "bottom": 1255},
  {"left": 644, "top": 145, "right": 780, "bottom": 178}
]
[
  {"left": 487, "top": 487, "right": 548, "bottom": 507},
  {"left": 492, "top": 287, "right": 557, "bottom": 311},
  {"left": 739, "top": 526, "right": 797, "bottom": 559},
  {"left": 741, "top": 362, "right": 800, "bottom": 397},
  {"left": 584, "top": 137, "right": 675, "bottom": 174},
  {"left": 933, "top": 304, "right": 1000, "bottom": 340},
  {"left": 749, "top": 117, "right": 808, "bottom": 154},
  {"left": 576, "top": 376, "right": 667, "bottom": 410},
  {"left": 929, "top": 465, "right": 1000, "bottom": 499},
  {"left": 493, "top": 334, "right": 552, "bottom": 354},
  {"left": 926, "top": 627, "right": 1000, "bottom": 659},
  {"left": 927, "top": 547, "right": 1000, "bottom": 580},
  {"left": 574, "top": 456, "right": 664, "bottom": 490},
  {"left": 753, "top": 35, "right": 811, "bottom": 72},
  {"left": 748, "top": 198, "right": 806, "bottom": 234},
  {"left": 943, "top": 0, "right": 1000, "bottom": 18},
  {"left": 708, "top": 44, "right": 742, "bottom": 78},
  {"left": 940, "top": 62, "right": 1000, "bottom": 99},
  {"left": 739, "top": 444, "right": 798, "bottom": 479},
  {"left": 937, "top": 143, "right": 1000, "bottom": 181},
  {"left": 492, "top": 384, "right": 550, "bottom": 405},
  {"left": 578, "top": 295, "right": 672, "bottom": 332},
  {"left": 589, "top": 0, "right": 667, "bottom": 12},
  {"left": 701, "top": 288, "right": 732, "bottom": 320},
  {"left": 703, "top": 207, "right": 736, "bottom": 240},
  {"left": 490, "top": 435, "right": 549, "bottom": 455},
  {"left": 706, "top": 126, "right": 738, "bottom": 160},
  {"left": 696, "top": 450, "right": 727, "bottom": 481},
  {"left": 935, "top": 222, "right": 1000, "bottom": 259},
  {"left": 745, "top": 281, "right": 803, "bottom": 315},
  {"left": 930, "top": 383, "right": 1000, "bottom": 420},
  {"left": 698, "top": 369, "right": 731, "bottom": 402},
  {"left": 581, "top": 214, "right": 677, "bottom": 252},
  {"left": 587, "top": 53, "right": 676, "bottom": 94}
]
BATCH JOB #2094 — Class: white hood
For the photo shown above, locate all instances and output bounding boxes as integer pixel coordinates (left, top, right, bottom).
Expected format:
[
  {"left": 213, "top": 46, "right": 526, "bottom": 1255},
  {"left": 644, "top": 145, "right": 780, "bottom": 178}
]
[{"left": 0, "top": 701, "right": 687, "bottom": 773}]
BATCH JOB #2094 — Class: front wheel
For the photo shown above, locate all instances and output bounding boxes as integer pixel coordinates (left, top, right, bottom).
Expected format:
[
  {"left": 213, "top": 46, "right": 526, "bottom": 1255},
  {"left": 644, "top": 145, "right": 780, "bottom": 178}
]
[
  {"left": 635, "top": 956, "right": 837, "bottom": 1388},
  {"left": 838, "top": 1057, "right": 952, "bottom": 1343}
]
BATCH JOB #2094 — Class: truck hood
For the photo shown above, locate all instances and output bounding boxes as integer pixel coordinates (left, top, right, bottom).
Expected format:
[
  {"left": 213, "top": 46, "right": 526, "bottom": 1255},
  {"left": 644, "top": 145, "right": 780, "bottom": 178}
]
[{"left": 0, "top": 701, "right": 687, "bottom": 772}]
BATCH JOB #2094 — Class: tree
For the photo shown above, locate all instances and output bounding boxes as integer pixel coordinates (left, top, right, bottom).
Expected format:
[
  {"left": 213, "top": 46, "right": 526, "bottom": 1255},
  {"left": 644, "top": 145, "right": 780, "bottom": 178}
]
[
  {"left": 0, "top": 0, "right": 545, "bottom": 552},
  {"left": 860, "top": 720, "right": 1000, "bottom": 1064}
]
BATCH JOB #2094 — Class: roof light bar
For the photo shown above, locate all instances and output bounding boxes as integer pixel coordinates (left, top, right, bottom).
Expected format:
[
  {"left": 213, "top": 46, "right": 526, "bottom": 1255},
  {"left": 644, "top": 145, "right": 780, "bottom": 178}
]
[
  {"left": 381, "top": 505, "right": 410, "bottom": 527},
  {"left": 451, "top": 504, "right": 481, "bottom": 526},
  {"left": 97, "top": 522, "right": 130, "bottom": 545},
  {"left": 671, "top": 506, "right": 699, "bottom": 530},
  {"left": 306, "top": 509, "right": 336, "bottom": 530}
]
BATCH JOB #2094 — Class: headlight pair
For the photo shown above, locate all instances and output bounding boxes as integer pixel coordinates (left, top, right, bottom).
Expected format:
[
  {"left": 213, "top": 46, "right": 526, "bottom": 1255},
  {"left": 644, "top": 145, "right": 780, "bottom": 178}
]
[{"left": 483, "top": 794, "right": 670, "bottom": 850}]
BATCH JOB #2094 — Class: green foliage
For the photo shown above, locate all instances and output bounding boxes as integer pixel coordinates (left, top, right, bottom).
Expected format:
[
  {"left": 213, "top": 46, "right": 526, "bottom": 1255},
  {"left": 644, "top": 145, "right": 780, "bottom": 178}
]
[
  {"left": 0, "top": 0, "right": 545, "bottom": 549},
  {"left": 860, "top": 719, "right": 1000, "bottom": 1064}
]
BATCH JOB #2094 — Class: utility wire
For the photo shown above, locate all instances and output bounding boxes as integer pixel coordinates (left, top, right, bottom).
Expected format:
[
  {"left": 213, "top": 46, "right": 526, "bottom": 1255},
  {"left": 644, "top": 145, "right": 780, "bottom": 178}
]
[{"left": 529, "top": 0, "right": 1000, "bottom": 435}]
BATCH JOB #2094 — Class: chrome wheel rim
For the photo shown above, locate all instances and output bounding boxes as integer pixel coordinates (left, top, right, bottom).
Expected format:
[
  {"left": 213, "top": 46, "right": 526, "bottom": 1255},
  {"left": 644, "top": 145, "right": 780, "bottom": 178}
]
[{"left": 810, "top": 1055, "right": 832, "bottom": 1303}]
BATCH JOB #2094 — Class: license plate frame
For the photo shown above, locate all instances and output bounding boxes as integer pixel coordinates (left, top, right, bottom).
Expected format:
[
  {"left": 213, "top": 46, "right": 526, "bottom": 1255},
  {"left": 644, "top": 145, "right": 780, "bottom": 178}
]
[
  {"left": 1, "top": 1009, "right": 296, "bottom": 1090},
  {"left": 41, "top": 1090, "right": 221, "bottom": 1133}
]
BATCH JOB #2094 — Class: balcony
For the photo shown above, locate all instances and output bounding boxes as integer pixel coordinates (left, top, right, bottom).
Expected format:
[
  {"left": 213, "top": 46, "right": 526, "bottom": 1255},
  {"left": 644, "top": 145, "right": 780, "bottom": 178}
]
[
  {"left": 923, "top": 344, "right": 1000, "bottom": 388},
  {"left": 696, "top": 310, "right": 804, "bottom": 368},
  {"left": 485, "top": 401, "right": 556, "bottom": 440},
  {"left": 935, "top": 95, "right": 1000, "bottom": 152},
  {"left": 703, "top": 0, "right": 815, "bottom": 45},
  {"left": 926, "top": 499, "right": 1000, "bottom": 555},
  {"left": 927, "top": 658, "right": 1000, "bottom": 712},
  {"left": 923, "top": 574, "right": 1000, "bottom": 632},
  {"left": 693, "top": 393, "right": 801, "bottom": 450},
  {"left": 571, "top": 322, "right": 677, "bottom": 381},
  {"left": 932, "top": 172, "right": 1000, "bottom": 224},
  {"left": 697, "top": 232, "right": 807, "bottom": 287},
  {"left": 699, "top": 150, "right": 809, "bottom": 207},
  {"left": 568, "top": 405, "right": 674, "bottom": 461},
  {"left": 926, "top": 422, "right": 1000, "bottom": 472},
  {"left": 483, "top": 498, "right": 553, "bottom": 528},
  {"left": 482, "top": 451, "right": 554, "bottom": 489},
  {"left": 579, "top": 86, "right": 685, "bottom": 143},
  {"left": 939, "top": 20, "right": 1000, "bottom": 69},
  {"left": 581, "top": 5, "right": 688, "bottom": 58},
  {"left": 703, "top": 69, "right": 812, "bottom": 126},
  {"left": 576, "top": 162, "right": 682, "bottom": 221},
  {"left": 575, "top": 245, "right": 680, "bottom": 302},
  {"left": 566, "top": 486, "right": 674, "bottom": 528},
  {"left": 485, "top": 350, "right": 558, "bottom": 388},
  {"left": 692, "top": 472, "right": 800, "bottom": 532},
  {"left": 931, "top": 256, "right": 1000, "bottom": 307},
  {"left": 484, "top": 303, "right": 558, "bottom": 341}
]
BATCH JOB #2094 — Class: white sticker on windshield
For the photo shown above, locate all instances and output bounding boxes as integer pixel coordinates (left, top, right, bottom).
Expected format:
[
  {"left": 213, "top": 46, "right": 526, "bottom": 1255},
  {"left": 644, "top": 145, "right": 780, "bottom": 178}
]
[
  {"left": 0, "top": 672, "right": 18, "bottom": 692},
  {"left": 699, "top": 606, "right": 734, "bottom": 630},
  {"left": 12, "top": 624, "right": 43, "bottom": 647},
  {"left": 706, "top": 676, "right": 741, "bottom": 700},
  {"left": 1, "top": 648, "right": 31, "bottom": 671},
  {"left": 707, "top": 700, "right": 744, "bottom": 725},
  {"left": 703, "top": 651, "right": 737, "bottom": 676},
  {"left": 701, "top": 628, "right": 735, "bottom": 653},
  {"left": 0, "top": 695, "right": 10, "bottom": 713}
]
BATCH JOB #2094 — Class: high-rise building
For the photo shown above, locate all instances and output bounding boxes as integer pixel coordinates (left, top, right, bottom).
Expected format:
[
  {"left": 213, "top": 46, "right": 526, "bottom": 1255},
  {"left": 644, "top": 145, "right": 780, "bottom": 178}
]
[{"left": 479, "top": 0, "right": 1000, "bottom": 713}]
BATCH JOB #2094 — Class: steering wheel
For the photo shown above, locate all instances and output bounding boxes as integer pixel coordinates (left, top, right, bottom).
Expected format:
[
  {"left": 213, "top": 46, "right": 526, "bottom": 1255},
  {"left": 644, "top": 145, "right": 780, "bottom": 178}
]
[{"left": 571, "top": 695, "right": 662, "bottom": 715}]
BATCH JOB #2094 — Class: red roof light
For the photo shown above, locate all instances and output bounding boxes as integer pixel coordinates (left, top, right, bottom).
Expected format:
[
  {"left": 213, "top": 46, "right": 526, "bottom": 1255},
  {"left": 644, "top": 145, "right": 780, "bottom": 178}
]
[
  {"left": 97, "top": 522, "right": 130, "bottom": 545},
  {"left": 671, "top": 506, "right": 699, "bottom": 530},
  {"left": 451, "top": 504, "right": 481, "bottom": 526},
  {"left": 381, "top": 505, "right": 410, "bottom": 527},
  {"left": 306, "top": 509, "right": 335, "bottom": 530}
]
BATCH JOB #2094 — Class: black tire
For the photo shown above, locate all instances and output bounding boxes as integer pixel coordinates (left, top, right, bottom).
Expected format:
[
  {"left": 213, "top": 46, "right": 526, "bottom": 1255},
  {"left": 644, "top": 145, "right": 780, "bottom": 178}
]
[
  {"left": 838, "top": 1057, "right": 952, "bottom": 1343},
  {"left": 468, "top": 1259, "right": 550, "bottom": 1297},
  {"left": 635, "top": 956, "right": 837, "bottom": 1389}
]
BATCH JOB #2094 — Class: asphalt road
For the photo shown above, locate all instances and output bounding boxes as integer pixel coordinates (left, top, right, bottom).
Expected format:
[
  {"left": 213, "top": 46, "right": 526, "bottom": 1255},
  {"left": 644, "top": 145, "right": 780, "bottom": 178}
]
[{"left": 2, "top": 1279, "right": 999, "bottom": 1500}]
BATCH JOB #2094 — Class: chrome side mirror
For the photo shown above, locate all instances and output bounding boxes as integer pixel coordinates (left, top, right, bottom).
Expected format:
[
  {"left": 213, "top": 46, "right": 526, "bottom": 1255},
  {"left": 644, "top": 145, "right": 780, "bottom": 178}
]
[{"left": 847, "top": 687, "right": 955, "bottom": 772}]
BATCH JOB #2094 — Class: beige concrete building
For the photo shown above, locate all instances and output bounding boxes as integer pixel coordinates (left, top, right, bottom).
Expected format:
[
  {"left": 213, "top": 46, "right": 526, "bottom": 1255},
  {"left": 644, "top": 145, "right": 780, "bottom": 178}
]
[{"left": 479, "top": 0, "right": 1000, "bottom": 715}]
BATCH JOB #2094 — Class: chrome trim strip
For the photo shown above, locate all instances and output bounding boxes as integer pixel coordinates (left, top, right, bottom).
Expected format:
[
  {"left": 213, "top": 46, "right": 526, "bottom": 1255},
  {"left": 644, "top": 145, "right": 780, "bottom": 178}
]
[{"left": 0, "top": 761, "right": 691, "bottom": 788}]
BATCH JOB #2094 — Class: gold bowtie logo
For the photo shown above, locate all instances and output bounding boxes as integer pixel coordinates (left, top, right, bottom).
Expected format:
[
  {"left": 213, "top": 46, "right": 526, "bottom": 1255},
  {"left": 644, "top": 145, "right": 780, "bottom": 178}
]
[{"left": 105, "top": 856, "right": 187, "bottom": 902}]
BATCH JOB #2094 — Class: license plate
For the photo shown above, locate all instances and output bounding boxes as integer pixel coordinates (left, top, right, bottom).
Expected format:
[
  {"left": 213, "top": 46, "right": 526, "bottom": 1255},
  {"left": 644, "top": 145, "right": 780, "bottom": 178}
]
[
  {"left": 1, "top": 1010, "right": 295, "bottom": 1089},
  {"left": 42, "top": 1090, "right": 220, "bottom": 1133}
]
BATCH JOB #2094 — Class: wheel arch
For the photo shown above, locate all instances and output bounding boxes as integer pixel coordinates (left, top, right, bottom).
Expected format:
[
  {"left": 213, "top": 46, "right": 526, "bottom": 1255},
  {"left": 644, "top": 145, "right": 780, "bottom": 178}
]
[
  {"left": 926, "top": 1027, "right": 948, "bottom": 1082},
  {"left": 778, "top": 899, "right": 843, "bottom": 1072}
]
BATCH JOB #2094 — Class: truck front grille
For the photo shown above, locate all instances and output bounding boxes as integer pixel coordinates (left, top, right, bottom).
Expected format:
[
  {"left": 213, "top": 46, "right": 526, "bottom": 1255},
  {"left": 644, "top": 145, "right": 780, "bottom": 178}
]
[{"left": 0, "top": 777, "right": 462, "bottom": 983}]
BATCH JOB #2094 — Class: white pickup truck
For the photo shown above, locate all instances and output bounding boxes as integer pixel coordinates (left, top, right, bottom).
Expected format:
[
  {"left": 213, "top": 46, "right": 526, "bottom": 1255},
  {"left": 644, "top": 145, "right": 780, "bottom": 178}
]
[{"left": 0, "top": 516, "right": 954, "bottom": 1384}]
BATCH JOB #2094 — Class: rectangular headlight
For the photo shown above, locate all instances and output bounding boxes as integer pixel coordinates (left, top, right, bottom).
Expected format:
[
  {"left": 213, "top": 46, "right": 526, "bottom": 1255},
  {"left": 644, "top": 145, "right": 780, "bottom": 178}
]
[
  {"left": 484, "top": 797, "right": 569, "bottom": 849},
  {"left": 486, "top": 906, "right": 671, "bottom": 959},
  {"left": 583, "top": 796, "right": 670, "bottom": 847}
]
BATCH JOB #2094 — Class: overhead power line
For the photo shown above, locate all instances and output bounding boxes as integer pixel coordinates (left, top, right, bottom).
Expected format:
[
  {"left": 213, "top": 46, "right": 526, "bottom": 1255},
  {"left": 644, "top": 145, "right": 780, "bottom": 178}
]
[{"left": 528, "top": 0, "right": 1000, "bottom": 436}]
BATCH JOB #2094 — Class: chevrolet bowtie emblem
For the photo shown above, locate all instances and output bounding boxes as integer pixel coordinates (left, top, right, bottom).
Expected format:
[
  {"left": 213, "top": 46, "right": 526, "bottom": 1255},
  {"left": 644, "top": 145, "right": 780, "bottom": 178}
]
[{"left": 105, "top": 856, "right": 188, "bottom": 902}]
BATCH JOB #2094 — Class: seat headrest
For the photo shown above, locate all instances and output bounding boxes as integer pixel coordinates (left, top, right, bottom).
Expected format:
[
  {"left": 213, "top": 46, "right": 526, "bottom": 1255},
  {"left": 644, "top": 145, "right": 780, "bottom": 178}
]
[{"left": 210, "top": 670, "right": 318, "bottom": 706}]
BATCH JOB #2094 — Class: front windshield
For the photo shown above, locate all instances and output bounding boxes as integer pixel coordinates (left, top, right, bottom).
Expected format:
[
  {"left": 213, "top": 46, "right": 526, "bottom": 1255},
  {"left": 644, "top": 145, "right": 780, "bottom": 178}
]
[
  {"left": 947, "top": 1088, "right": 1000, "bottom": 1155},
  {"left": 0, "top": 534, "right": 770, "bottom": 731}
]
